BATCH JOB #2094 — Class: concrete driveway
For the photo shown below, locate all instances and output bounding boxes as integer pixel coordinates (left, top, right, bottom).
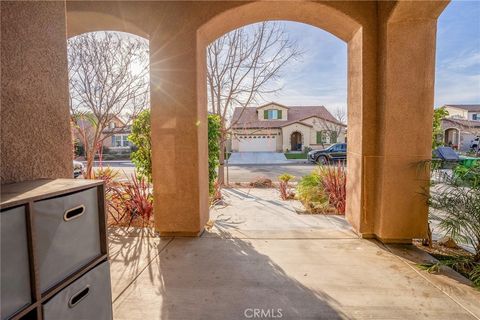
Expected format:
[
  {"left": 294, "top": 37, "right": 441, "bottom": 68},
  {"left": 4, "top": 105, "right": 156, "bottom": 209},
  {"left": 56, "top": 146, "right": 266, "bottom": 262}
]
[
  {"left": 228, "top": 152, "right": 290, "bottom": 165},
  {"left": 110, "top": 188, "right": 480, "bottom": 320},
  {"left": 227, "top": 164, "right": 314, "bottom": 183}
]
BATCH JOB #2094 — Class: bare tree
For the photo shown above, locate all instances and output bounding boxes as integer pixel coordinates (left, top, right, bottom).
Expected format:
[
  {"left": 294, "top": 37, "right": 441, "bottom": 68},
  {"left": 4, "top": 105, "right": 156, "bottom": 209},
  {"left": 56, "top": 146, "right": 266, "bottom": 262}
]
[
  {"left": 312, "top": 107, "right": 347, "bottom": 149},
  {"left": 207, "top": 22, "right": 303, "bottom": 185},
  {"left": 68, "top": 32, "right": 149, "bottom": 178}
]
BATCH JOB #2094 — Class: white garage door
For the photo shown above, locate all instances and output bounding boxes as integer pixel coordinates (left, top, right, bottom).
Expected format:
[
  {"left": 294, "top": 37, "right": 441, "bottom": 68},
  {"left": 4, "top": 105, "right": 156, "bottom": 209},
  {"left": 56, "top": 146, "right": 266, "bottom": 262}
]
[{"left": 238, "top": 136, "right": 276, "bottom": 152}]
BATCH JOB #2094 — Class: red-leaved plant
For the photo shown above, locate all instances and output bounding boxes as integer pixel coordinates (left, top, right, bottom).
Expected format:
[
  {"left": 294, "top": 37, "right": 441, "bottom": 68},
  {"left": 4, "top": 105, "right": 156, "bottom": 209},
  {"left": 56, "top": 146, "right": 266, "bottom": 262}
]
[
  {"left": 110, "top": 173, "right": 153, "bottom": 228},
  {"left": 321, "top": 163, "right": 346, "bottom": 214}
]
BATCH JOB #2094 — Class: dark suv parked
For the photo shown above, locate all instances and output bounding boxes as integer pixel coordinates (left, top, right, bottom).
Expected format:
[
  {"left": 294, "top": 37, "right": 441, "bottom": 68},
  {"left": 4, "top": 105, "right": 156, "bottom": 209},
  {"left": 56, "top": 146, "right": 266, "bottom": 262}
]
[{"left": 307, "top": 143, "right": 347, "bottom": 164}]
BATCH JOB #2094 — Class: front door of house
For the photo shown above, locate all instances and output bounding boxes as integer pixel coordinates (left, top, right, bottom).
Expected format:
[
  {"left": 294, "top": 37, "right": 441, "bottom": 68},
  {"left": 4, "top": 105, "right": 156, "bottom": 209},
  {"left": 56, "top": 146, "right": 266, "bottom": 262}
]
[{"left": 290, "top": 132, "right": 302, "bottom": 151}]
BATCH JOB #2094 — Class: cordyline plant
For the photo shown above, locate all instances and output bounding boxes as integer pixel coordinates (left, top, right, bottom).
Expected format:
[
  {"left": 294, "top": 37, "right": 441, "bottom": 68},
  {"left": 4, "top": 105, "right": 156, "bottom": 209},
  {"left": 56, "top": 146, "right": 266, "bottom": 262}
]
[
  {"left": 110, "top": 173, "right": 154, "bottom": 228},
  {"left": 320, "top": 163, "right": 347, "bottom": 214},
  {"left": 278, "top": 173, "right": 295, "bottom": 200}
]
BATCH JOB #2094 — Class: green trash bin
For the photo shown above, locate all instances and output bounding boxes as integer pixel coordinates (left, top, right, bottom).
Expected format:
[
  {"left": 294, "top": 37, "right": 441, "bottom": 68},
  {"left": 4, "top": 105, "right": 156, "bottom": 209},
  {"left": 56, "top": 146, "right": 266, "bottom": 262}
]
[{"left": 459, "top": 156, "right": 479, "bottom": 168}]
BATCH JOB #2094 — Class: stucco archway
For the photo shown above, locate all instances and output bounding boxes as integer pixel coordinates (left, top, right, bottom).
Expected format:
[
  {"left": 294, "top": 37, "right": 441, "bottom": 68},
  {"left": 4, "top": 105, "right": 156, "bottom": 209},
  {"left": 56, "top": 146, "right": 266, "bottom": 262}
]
[
  {"left": 444, "top": 127, "right": 460, "bottom": 149},
  {"left": 2, "top": 1, "right": 447, "bottom": 242},
  {"left": 196, "top": 1, "right": 371, "bottom": 238}
]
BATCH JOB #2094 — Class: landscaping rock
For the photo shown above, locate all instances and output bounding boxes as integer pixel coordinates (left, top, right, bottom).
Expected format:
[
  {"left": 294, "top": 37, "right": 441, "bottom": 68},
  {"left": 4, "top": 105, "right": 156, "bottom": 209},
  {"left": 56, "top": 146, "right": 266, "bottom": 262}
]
[
  {"left": 249, "top": 177, "right": 273, "bottom": 188},
  {"left": 438, "top": 236, "right": 459, "bottom": 249}
]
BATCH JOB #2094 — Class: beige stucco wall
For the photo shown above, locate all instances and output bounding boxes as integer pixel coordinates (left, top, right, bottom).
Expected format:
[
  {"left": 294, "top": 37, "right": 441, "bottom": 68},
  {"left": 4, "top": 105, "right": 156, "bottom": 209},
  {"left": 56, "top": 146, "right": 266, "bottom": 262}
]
[
  {"left": 468, "top": 112, "right": 479, "bottom": 121},
  {"left": 257, "top": 103, "right": 289, "bottom": 121},
  {"left": 301, "top": 117, "right": 346, "bottom": 149},
  {"left": 1, "top": 1, "right": 73, "bottom": 183},
  {"left": 233, "top": 117, "right": 346, "bottom": 152},
  {"left": 281, "top": 123, "right": 311, "bottom": 151},
  {"left": 444, "top": 107, "right": 468, "bottom": 119}
]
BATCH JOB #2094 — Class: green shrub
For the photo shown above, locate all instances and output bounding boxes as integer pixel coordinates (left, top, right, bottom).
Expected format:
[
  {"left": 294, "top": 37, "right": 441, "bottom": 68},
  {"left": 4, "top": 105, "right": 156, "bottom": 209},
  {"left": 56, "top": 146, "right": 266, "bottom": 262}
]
[
  {"left": 296, "top": 170, "right": 330, "bottom": 213},
  {"left": 432, "top": 107, "right": 449, "bottom": 149},
  {"left": 129, "top": 110, "right": 152, "bottom": 182},
  {"left": 453, "top": 162, "right": 480, "bottom": 188},
  {"left": 208, "top": 114, "right": 221, "bottom": 195}
]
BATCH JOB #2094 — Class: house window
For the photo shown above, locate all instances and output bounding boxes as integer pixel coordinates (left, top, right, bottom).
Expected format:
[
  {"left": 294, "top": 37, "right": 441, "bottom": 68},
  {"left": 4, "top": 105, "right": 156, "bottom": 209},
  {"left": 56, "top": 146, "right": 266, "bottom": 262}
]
[
  {"left": 112, "top": 134, "right": 130, "bottom": 147},
  {"left": 330, "top": 131, "right": 338, "bottom": 143},
  {"left": 264, "top": 109, "right": 282, "bottom": 120},
  {"left": 316, "top": 131, "right": 337, "bottom": 144},
  {"left": 316, "top": 131, "right": 327, "bottom": 144},
  {"left": 473, "top": 114, "right": 478, "bottom": 121}
]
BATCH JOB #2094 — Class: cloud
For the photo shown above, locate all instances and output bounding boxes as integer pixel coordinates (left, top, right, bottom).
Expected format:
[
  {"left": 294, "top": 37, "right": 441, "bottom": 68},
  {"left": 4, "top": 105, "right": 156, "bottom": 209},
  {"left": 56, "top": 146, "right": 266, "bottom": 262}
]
[{"left": 260, "top": 22, "right": 347, "bottom": 109}]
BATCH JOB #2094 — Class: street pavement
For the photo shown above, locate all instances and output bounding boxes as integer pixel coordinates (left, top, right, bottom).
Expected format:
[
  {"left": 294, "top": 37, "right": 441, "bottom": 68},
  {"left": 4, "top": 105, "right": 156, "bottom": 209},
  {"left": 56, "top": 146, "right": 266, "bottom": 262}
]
[{"left": 91, "top": 160, "right": 315, "bottom": 183}]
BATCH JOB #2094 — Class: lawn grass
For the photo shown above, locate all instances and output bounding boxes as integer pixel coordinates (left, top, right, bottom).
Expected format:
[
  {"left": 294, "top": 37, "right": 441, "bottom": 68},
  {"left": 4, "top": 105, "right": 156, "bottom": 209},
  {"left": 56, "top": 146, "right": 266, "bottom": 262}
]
[{"left": 284, "top": 152, "right": 307, "bottom": 159}]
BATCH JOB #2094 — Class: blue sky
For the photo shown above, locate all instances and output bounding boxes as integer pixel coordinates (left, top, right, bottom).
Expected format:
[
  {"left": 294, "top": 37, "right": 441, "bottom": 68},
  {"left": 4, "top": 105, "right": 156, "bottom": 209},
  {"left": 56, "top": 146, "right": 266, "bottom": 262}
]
[{"left": 261, "top": 0, "right": 480, "bottom": 111}]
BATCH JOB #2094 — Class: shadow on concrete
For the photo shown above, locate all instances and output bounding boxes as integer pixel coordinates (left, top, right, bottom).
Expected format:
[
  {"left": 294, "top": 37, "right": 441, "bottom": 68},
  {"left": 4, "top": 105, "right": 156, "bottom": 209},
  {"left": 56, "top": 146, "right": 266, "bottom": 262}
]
[
  {"left": 153, "top": 236, "right": 347, "bottom": 320},
  {"left": 108, "top": 227, "right": 167, "bottom": 301}
]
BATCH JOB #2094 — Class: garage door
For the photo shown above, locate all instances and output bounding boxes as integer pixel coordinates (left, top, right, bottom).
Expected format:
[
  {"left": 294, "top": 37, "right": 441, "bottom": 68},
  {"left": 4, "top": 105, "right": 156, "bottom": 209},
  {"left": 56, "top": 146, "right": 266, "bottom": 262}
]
[{"left": 238, "top": 136, "right": 276, "bottom": 152}]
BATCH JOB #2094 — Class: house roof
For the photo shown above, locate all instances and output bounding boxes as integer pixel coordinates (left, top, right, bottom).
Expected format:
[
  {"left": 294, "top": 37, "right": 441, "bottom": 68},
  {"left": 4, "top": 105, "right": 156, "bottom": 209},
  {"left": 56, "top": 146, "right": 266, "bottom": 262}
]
[
  {"left": 102, "top": 125, "right": 132, "bottom": 134},
  {"left": 256, "top": 102, "right": 290, "bottom": 109},
  {"left": 442, "top": 118, "right": 480, "bottom": 128},
  {"left": 231, "top": 105, "right": 345, "bottom": 129},
  {"left": 443, "top": 104, "right": 480, "bottom": 112}
]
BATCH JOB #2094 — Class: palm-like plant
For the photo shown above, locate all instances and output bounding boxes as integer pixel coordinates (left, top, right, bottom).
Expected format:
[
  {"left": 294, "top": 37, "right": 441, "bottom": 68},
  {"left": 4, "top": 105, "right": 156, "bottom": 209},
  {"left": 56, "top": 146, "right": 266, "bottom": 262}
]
[{"left": 430, "top": 182, "right": 480, "bottom": 261}]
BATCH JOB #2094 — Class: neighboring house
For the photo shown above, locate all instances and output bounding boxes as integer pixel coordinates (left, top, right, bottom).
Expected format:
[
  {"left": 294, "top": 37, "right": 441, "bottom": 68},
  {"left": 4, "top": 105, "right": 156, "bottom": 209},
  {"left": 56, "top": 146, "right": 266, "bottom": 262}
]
[
  {"left": 230, "top": 102, "right": 346, "bottom": 152},
  {"left": 441, "top": 118, "right": 480, "bottom": 151},
  {"left": 102, "top": 120, "right": 132, "bottom": 151},
  {"left": 73, "top": 115, "right": 132, "bottom": 153},
  {"left": 439, "top": 104, "right": 480, "bottom": 151},
  {"left": 443, "top": 104, "right": 480, "bottom": 121}
]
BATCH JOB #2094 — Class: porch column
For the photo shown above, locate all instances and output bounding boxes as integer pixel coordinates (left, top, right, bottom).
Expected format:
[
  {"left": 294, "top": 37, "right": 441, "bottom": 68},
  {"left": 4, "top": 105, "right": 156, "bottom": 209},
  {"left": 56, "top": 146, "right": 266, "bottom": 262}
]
[
  {"left": 1, "top": 1, "right": 72, "bottom": 183},
  {"left": 149, "top": 17, "right": 209, "bottom": 236},
  {"left": 372, "top": 2, "right": 449, "bottom": 242}
]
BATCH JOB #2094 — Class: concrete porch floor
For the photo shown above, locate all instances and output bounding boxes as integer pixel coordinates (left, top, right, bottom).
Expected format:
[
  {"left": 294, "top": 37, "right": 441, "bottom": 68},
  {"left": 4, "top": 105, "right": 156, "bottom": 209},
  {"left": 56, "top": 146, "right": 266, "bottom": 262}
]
[{"left": 108, "top": 188, "right": 480, "bottom": 320}]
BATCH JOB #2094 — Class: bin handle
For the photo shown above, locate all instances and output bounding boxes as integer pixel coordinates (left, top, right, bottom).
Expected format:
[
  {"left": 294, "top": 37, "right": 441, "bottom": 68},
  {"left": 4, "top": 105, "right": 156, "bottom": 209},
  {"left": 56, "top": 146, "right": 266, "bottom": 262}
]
[
  {"left": 64, "top": 205, "right": 85, "bottom": 221},
  {"left": 68, "top": 285, "right": 90, "bottom": 308}
]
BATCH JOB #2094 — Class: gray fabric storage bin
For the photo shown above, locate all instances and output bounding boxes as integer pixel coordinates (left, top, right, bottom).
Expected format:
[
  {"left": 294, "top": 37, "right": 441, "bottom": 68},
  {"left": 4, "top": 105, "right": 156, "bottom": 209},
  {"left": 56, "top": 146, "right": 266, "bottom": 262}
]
[
  {"left": 43, "top": 261, "right": 112, "bottom": 320},
  {"left": 34, "top": 187, "right": 101, "bottom": 292},
  {"left": 1, "top": 206, "right": 31, "bottom": 320}
]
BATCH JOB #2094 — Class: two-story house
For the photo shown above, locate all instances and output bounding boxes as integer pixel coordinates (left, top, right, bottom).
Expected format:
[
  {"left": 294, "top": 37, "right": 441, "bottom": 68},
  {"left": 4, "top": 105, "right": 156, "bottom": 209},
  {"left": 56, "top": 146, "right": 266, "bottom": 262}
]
[
  {"left": 443, "top": 104, "right": 480, "bottom": 121},
  {"left": 230, "top": 102, "right": 346, "bottom": 152},
  {"left": 440, "top": 104, "right": 480, "bottom": 151}
]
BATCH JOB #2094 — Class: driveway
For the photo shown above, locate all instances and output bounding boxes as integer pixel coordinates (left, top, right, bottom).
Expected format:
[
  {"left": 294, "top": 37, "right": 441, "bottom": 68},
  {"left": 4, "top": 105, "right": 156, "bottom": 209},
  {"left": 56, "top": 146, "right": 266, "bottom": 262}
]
[
  {"left": 227, "top": 164, "right": 314, "bottom": 182},
  {"left": 110, "top": 188, "right": 480, "bottom": 320},
  {"left": 228, "top": 152, "right": 290, "bottom": 165}
]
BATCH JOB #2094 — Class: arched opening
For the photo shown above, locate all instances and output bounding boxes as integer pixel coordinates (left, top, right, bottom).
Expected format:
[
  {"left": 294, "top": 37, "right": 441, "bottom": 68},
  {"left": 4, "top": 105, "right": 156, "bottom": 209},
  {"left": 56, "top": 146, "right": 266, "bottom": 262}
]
[
  {"left": 290, "top": 132, "right": 303, "bottom": 151},
  {"left": 197, "top": 1, "right": 366, "bottom": 236},
  {"left": 67, "top": 30, "right": 151, "bottom": 227},
  {"left": 444, "top": 127, "right": 460, "bottom": 149}
]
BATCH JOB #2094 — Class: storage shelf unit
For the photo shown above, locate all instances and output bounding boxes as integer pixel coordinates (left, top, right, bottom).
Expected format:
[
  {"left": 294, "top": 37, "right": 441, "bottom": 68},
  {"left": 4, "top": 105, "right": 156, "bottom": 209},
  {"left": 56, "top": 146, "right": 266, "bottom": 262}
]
[{"left": 1, "top": 179, "right": 111, "bottom": 320}]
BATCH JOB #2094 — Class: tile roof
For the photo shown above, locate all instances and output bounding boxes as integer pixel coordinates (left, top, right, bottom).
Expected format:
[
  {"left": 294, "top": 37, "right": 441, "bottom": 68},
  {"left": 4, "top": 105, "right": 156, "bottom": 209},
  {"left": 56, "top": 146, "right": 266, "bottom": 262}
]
[
  {"left": 442, "top": 118, "right": 480, "bottom": 128},
  {"left": 444, "top": 104, "right": 480, "bottom": 112},
  {"left": 231, "top": 105, "right": 345, "bottom": 129},
  {"left": 102, "top": 125, "right": 132, "bottom": 134}
]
